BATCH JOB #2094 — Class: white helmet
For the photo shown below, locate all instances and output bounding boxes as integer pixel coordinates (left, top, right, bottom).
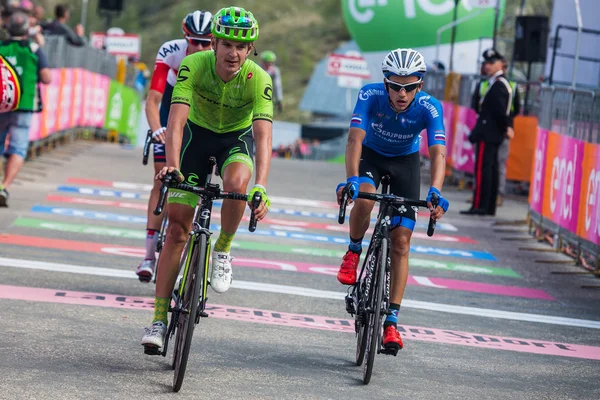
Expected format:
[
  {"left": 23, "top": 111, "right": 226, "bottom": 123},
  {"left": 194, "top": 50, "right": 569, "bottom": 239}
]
[{"left": 382, "top": 48, "right": 427, "bottom": 78}]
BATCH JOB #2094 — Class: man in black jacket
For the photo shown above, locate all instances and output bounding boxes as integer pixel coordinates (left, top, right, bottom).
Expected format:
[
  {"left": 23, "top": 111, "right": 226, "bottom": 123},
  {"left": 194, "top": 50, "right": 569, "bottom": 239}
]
[
  {"left": 461, "top": 49, "right": 513, "bottom": 216},
  {"left": 42, "top": 4, "right": 85, "bottom": 47}
]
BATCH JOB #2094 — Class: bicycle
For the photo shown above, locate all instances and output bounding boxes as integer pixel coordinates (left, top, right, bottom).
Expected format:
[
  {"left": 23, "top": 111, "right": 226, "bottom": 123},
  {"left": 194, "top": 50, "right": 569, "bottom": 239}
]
[
  {"left": 338, "top": 176, "right": 438, "bottom": 384},
  {"left": 144, "top": 156, "right": 262, "bottom": 392}
]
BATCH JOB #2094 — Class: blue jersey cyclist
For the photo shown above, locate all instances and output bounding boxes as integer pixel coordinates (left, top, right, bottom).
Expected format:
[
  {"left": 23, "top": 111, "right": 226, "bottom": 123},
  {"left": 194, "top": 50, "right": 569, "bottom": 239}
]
[{"left": 335, "top": 48, "right": 450, "bottom": 352}]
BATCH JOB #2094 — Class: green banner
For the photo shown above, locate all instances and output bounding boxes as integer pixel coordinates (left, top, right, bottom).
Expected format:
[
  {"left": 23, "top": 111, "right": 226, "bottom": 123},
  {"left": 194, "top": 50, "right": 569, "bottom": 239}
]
[
  {"left": 341, "top": 0, "right": 505, "bottom": 52},
  {"left": 104, "top": 80, "right": 141, "bottom": 145}
]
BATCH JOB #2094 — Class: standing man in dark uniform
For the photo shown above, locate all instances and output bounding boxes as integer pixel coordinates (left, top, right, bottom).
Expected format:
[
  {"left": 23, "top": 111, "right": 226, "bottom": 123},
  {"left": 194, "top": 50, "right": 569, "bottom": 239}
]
[{"left": 461, "top": 49, "right": 513, "bottom": 216}]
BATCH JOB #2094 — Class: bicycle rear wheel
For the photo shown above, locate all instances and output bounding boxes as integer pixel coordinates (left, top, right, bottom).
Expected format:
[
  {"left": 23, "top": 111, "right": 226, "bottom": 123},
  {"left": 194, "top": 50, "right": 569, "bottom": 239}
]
[
  {"left": 363, "top": 239, "right": 387, "bottom": 385},
  {"left": 172, "top": 233, "right": 208, "bottom": 392}
]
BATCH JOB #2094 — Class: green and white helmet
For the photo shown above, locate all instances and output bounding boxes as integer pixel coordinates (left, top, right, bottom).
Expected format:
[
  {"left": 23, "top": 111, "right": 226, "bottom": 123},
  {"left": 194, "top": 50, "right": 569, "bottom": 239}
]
[
  {"left": 260, "top": 50, "right": 276, "bottom": 63},
  {"left": 212, "top": 6, "right": 259, "bottom": 42}
]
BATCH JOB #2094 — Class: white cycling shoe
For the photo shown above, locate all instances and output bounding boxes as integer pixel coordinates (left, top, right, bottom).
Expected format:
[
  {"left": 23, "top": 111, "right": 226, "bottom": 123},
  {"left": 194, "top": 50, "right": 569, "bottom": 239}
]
[
  {"left": 136, "top": 259, "right": 155, "bottom": 283},
  {"left": 141, "top": 321, "right": 167, "bottom": 349},
  {"left": 210, "top": 251, "right": 233, "bottom": 293}
]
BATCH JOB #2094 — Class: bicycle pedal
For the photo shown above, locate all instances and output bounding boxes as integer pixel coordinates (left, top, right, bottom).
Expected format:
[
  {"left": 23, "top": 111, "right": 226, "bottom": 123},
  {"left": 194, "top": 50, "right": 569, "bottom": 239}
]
[
  {"left": 143, "top": 345, "right": 162, "bottom": 356},
  {"left": 380, "top": 345, "right": 400, "bottom": 356},
  {"left": 344, "top": 295, "right": 356, "bottom": 315},
  {"left": 199, "top": 311, "right": 209, "bottom": 318}
]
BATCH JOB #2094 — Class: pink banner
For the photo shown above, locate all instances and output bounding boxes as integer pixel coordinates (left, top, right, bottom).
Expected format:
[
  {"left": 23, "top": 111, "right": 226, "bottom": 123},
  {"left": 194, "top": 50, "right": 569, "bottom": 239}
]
[
  {"left": 451, "top": 106, "right": 477, "bottom": 173},
  {"left": 442, "top": 101, "right": 455, "bottom": 163},
  {"left": 577, "top": 142, "right": 600, "bottom": 245},
  {"left": 57, "top": 68, "right": 73, "bottom": 131},
  {"left": 27, "top": 110, "right": 42, "bottom": 141},
  {"left": 546, "top": 135, "right": 584, "bottom": 233},
  {"left": 90, "top": 73, "right": 109, "bottom": 128},
  {"left": 41, "top": 69, "right": 62, "bottom": 137},
  {"left": 80, "top": 70, "right": 94, "bottom": 127},
  {"left": 70, "top": 69, "right": 84, "bottom": 128},
  {"left": 528, "top": 128, "right": 548, "bottom": 214}
]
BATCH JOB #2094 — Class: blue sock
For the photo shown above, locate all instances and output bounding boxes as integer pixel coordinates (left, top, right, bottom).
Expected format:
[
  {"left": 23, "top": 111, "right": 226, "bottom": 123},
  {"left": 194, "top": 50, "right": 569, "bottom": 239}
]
[
  {"left": 384, "top": 303, "right": 400, "bottom": 328},
  {"left": 348, "top": 236, "right": 363, "bottom": 254}
]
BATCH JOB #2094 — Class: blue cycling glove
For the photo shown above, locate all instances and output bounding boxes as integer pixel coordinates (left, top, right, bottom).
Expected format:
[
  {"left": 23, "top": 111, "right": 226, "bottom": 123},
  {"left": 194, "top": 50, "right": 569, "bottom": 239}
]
[
  {"left": 336, "top": 176, "right": 360, "bottom": 201},
  {"left": 426, "top": 186, "right": 450, "bottom": 212}
]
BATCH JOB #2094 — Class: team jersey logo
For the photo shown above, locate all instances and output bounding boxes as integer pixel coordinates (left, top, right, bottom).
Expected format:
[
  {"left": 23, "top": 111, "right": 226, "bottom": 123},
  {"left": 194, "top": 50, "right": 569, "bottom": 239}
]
[
  {"left": 177, "top": 65, "right": 190, "bottom": 82},
  {"left": 247, "top": 72, "right": 253, "bottom": 80},
  {"left": 262, "top": 85, "right": 273, "bottom": 101}
]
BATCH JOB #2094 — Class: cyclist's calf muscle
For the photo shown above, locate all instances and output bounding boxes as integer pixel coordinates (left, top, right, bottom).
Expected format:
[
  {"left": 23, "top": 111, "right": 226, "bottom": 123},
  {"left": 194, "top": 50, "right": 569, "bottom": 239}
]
[{"left": 154, "top": 203, "right": 195, "bottom": 298}]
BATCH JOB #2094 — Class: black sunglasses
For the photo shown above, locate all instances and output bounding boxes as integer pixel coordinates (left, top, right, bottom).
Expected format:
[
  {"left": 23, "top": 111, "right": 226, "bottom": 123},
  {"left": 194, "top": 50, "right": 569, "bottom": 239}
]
[
  {"left": 186, "top": 37, "right": 211, "bottom": 48},
  {"left": 384, "top": 78, "right": 422, "bottom": 93}
]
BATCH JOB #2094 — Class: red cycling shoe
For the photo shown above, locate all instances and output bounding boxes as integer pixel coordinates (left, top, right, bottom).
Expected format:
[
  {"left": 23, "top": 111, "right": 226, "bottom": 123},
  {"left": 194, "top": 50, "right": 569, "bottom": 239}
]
[
  {"left": 337, "top": 250, "right": 360, "bottom": 285},
  {"left": 382, "top": 325, "right": 404, "bottom": 350}
]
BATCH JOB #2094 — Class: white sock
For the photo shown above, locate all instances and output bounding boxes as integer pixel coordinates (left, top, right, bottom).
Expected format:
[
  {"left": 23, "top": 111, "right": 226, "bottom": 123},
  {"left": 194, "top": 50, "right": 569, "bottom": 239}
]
[{"left": 145, "top": 229, "right": 159, "bottom": 260}]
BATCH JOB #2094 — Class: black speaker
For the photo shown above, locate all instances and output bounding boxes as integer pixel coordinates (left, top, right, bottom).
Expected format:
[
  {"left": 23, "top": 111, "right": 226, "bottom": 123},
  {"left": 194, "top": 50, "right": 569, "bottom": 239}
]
[
  {"left": 98, "top": 0, "right": 124, "bottom": 12},
  {"left": 513, "top": 16, "right": 549, "bottom": 63}
]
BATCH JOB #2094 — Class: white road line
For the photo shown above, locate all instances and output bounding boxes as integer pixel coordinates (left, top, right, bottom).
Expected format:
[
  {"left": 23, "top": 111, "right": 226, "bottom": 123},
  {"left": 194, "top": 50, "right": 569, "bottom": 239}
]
[{"left": 1, "top": 256, "right": 599, "bottom": 329}]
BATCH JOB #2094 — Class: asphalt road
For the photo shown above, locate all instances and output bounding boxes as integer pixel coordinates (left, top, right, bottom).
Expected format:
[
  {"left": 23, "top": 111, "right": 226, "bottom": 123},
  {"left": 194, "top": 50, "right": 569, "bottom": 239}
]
[{"left": 0, "top": 141, "right": 599, "bottom": 400}]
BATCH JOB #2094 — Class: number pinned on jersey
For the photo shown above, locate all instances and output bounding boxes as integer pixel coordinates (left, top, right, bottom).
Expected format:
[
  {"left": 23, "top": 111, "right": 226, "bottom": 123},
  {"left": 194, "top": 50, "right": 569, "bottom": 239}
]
[{"left": 177, "top": 65, "right": 190, "bottom": 82}]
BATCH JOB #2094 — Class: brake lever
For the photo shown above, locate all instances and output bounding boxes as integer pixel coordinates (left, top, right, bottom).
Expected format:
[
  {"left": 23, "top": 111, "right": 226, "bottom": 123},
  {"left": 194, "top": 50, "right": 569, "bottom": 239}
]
[
  {"left": 427, "top": 193, "right": 439, "bottom": 237},
  {"left": 248, "top": 191, "right": 262, "bottom": 232},
  {"left": 153, "top": 173, "right": 173, "bottom": 216}
]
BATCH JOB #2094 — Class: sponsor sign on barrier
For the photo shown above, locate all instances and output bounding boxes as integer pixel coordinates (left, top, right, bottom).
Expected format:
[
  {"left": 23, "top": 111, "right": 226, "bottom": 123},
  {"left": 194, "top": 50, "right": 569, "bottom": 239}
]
[
  {"left": 529, "top": 128, "right": 548, "bottom": 214},
  {"left": 26, "top": 68, "right": 141, "bottom": 145},
  {"left": 578, "top": 142, "right": 600, "bottom": 245},
  {"left": 451, "top": 105, "right": 476, "bottom": 173},
  {"left": 542, "top": 132, "right": 584, "bottom": 234}
]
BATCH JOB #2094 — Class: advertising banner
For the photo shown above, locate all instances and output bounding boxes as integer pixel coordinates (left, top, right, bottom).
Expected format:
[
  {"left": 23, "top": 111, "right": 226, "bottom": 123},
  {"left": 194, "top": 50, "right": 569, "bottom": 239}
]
[
  {"left": 577, "top": 142, "right": 600, "bottom": 245},
  {"left": 542, "top": 132, "right": 584, "bottom": 234}
]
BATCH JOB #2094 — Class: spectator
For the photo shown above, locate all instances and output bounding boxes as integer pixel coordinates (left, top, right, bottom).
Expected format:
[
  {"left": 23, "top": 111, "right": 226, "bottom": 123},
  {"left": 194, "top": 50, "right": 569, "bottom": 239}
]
[
  {"left": 0, "top": 10, "right": 51, "bottom": 207},
  {"left": 43, "top": 4, "right": 85, "bottom": 46},
  {"left": 26, "top": 6, "right": 44, "bottom": 46},
  {"left": 469, "top": 60, "right": 520, "bottom": 207},
  {"left": 461, "top": 49, "right": 513, "bottom": 216},
  {"left": 259, "top": 50, "right": 283, "bottom": 113}
]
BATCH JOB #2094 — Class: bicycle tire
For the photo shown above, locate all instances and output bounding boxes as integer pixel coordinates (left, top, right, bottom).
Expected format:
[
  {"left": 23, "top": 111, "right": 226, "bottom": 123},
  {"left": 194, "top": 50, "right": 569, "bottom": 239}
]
[
  {"left": 172, "top": 234, "right": 207, "bottom": 392},
  {"left": 171, "top": 238, "right": 192, "bottom": 370},
  {"left": 363, "top": 239, "right": 387, "bottom": 385},
  {"left": 355, "top": 245, "right": 376, "bottom": 366}
]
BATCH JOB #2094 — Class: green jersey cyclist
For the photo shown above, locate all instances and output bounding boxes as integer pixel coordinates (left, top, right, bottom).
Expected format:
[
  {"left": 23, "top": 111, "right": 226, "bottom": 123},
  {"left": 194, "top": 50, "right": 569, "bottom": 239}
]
[
  {"left": 141, "top": 6, "right": 273, "bottom": 350},
  {"left": 336, "top": 49, "right": 450, "bottom": 352}
]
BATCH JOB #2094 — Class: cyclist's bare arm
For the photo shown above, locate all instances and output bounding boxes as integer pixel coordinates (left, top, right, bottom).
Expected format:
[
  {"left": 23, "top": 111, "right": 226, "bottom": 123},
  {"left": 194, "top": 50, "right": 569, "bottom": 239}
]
[
  {"left": 428, "top": 144, "right": 447, "bottom": 219},
  {"left": 251, "top": 119, "right": 272, "bottom": 220},
  {"left": 337, "top": 127, "right": 366, "bottom": 203},
  {"left": 159, "top": 103, "right": 190, "bottom": 180},
  {"left": 145, "top": 89, "right": 164, "bottom": 141},
  {"left": 346, "top": 127, "right": 366, "bottom": 179},
  {"left": 252, "top": 119, "right": 272, "bottom": 188}
]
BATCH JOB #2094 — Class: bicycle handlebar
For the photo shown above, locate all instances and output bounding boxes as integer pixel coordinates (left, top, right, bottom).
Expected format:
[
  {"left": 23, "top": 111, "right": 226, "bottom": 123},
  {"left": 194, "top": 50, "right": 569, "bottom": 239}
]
[
  {"left": 153, "top": 171, "right": 261, "bottom": 232},
  {"left": 338, "top": 183, "right": 438, "bottom": 237},
  {"left": 142, "top": 130, "right": 153, "bottom": 165}
]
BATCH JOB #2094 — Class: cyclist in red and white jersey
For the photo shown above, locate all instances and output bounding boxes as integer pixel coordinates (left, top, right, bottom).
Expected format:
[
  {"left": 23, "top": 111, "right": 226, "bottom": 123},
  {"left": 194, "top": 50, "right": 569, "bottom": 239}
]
[{"left": 136, "top": 10, "right": 213, "bottom": 282}]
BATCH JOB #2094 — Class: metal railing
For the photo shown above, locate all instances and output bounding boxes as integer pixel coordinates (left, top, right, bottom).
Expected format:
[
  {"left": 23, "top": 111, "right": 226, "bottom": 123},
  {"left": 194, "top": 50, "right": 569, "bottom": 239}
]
[{"left": 43, "top": 36, "right": 117, "bottom": 78}]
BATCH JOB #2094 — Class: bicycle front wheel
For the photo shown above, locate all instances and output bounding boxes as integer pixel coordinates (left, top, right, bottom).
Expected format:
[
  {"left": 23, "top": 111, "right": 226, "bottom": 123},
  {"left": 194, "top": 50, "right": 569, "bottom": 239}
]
[
  {"left": 172, "top": 233, "right": 208, "bottom": 392},
  {"left": 363, "top": 239, "right": 387, "bottom": 385},
  {"left": 356, "top": 244, "right": 377, "bottom": 366}
]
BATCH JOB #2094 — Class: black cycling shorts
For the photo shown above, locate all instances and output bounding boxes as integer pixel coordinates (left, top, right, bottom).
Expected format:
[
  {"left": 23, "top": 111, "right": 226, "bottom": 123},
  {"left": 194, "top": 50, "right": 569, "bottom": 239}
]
[
  {"left": 153, "top": 83, "right": 174, "bottom": 163},
  {"left": 358, "top": 146, "right": 421, "bottom": 231},
  {"left": 179, "top": 119, "right": 254, "bottom": 187}
]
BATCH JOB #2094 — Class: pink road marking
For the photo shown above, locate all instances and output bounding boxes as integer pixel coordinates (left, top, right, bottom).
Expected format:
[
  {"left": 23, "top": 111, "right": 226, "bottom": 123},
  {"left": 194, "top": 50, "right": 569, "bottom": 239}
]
[
  {"left": 44, "top": 195, "right": 472, "bottom": 243},
  {"left": 46, "top": 195, "right": 147, "bottom": 211},
  {"left": 0, "top": 234, "right": 552, "bottom": 300},
  {"left": 0, "top": 284, "right": 594, "bottom": 360}
]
